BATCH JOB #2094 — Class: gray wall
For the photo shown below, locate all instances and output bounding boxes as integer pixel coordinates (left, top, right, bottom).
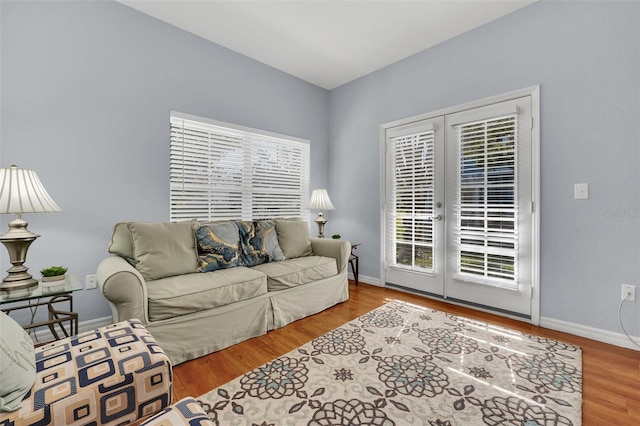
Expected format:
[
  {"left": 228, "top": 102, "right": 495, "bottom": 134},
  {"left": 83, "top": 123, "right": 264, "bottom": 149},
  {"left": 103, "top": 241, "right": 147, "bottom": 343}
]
[
  {"left": 2, "top": 0, "right": 639, "bottom": 339},
  {"left": 0, "top": 0, "right": 330, "bottom": 322},
  {"left": 328, "top": 1, "right": 640, "bottom": 334}
]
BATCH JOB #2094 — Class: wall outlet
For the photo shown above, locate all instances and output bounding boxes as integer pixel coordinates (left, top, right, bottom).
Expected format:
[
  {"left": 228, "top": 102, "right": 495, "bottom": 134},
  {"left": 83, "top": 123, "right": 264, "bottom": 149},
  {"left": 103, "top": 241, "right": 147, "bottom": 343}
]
[
  {"left": 621, "top": 284, "right": 635, "bottom": 302},
  {"left": 86, "top": 274, "right": 97, "bottom": 290},
  {"left": 574, "top": 183, "right": 589, "bottom": 200}
]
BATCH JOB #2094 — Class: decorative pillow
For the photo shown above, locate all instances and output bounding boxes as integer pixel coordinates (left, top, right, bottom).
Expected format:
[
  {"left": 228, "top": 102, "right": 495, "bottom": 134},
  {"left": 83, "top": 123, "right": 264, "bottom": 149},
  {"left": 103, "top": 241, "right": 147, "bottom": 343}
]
[
  {"left": 0, "top": 311, "right": 36, "bottom": 413},
  {"left": 195, "top": 221, "right": 241, "bottom": 272},
  {"left": 237, "top": 220, "right": 285, "bottom": 267},
  {"left": 275, "top": 219, "right": 313, "bottom": 259},
  {"left": 129, "top": 221, "right": 198, "bottom": 281},
  {"left": 108, "top": 222, "right": 136, "bottom": 265}
]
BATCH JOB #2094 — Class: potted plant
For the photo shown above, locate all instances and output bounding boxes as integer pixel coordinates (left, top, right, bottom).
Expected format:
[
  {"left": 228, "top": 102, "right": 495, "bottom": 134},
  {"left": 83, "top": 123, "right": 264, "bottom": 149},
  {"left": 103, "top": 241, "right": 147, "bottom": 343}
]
[
  {"left": 331, "top": 234, "right": 341, "bottom": 239},
  {"left": 40, "top": 266, "right": 68, "bottom": 282}
]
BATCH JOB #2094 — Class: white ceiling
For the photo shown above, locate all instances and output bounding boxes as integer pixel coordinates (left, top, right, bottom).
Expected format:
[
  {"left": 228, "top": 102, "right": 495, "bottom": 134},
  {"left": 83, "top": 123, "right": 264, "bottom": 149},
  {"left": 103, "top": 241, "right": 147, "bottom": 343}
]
[{"left": 119, "top": 0, "right": 535, "bottom": 90}]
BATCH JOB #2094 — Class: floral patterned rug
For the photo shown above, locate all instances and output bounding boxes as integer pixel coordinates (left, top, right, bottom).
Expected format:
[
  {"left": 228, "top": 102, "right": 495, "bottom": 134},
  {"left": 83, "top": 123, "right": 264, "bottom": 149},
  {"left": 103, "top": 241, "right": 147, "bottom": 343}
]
[{"left": 197, "top": 300, "right": 582, "bottom": 425}]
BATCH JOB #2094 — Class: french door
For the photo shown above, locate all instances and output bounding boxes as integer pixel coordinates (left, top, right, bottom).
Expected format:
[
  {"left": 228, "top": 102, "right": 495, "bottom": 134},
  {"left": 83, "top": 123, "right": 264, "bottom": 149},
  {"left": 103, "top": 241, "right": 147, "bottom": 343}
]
[
  {"left": 384, "top": 116, "right": 445, "bottom": 296},
  {"left": 383, "top": 91, "right": 537, "bottom": 320}
]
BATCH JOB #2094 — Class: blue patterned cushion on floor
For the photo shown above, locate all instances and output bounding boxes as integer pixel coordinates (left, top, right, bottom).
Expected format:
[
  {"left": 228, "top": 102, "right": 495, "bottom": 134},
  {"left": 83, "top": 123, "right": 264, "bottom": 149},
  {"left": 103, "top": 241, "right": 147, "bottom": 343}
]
[
  {"left": 237, "top": 220, "right": 285, "bottom": 267},
  {"left": 140, "top": 396, "right": 214, "bottom": 425}
]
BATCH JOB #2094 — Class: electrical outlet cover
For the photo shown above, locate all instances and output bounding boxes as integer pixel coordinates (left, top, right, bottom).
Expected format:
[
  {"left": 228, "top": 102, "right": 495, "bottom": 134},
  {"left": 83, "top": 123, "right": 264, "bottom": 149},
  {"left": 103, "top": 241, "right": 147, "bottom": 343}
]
[
  {"left": 621, "top": 284, "right": 636, "bottom": 302},
  {"left": 86, "top": 274, "right": 98, "bottom": 289}
]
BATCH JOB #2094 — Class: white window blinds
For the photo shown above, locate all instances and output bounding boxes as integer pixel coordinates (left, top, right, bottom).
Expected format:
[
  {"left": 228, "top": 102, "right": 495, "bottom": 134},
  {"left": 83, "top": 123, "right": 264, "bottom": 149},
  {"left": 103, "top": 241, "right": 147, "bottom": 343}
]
[
  {"left": 387, "top": 127, "right": 436, "bottom": 273},
  {"left": 170, "top": 112, "right": 310, "bottom": 222},
  {"left": 454, "top": 114, "right": 519, "bottom": 288}
]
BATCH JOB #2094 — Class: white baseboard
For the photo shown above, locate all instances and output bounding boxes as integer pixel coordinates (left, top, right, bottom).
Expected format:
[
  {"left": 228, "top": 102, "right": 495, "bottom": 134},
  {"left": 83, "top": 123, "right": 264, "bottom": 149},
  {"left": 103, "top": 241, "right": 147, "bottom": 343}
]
[
  {"left": 353, "top": 277, "right": 640, "bottom": 351},
  {"left": 36, "top": 297, "right": 639, "bottom": 353},
  {"left": 540, "top": 316, "right": 640, "bottom": 351},
  {"left": 349, "top": 273, "right": 382, "bottom": 287},
  {"left": 77, "top": 316, "right": 113, "bottom": 333}
]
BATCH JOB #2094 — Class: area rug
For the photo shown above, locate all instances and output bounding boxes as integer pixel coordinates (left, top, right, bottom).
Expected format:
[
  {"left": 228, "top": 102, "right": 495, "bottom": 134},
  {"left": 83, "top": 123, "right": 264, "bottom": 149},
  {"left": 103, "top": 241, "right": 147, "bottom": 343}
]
[{"left": 197, "top": 300, "right": 582, "bottom": 425}]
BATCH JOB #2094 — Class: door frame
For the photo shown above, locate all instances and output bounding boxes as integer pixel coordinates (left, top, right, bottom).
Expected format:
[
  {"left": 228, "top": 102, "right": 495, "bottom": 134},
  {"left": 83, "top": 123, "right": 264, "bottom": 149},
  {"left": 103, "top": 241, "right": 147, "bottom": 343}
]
[{"left": 379, "top": 86, "right": 540, "bottom": 325}]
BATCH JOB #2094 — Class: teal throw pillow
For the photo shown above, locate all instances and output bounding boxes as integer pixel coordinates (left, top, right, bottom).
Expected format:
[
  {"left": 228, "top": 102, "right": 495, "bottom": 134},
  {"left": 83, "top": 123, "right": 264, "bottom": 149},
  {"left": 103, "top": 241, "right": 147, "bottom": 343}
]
[
  {"left": 237, "top": 220, "right": 285, "bottom": 267},
  {"left": 0, "top": 311, "right": 36, "bottom": 412},
  {"left": 195, "top": 221, "right": 241, "bottom": 272}
]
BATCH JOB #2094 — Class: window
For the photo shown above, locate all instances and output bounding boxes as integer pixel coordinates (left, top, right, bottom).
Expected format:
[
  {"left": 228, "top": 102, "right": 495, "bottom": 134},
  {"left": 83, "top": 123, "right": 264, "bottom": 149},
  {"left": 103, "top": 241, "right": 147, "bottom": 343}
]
[{"left": 169, "top": 112, "right": 310, "bottom": 222}]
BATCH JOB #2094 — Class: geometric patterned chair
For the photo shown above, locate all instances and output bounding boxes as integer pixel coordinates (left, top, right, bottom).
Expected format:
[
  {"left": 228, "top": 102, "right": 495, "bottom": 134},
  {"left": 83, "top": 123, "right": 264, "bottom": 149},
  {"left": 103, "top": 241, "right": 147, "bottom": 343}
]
[{"left": 0, "top": 319, "right": 172, "bottom": 426}]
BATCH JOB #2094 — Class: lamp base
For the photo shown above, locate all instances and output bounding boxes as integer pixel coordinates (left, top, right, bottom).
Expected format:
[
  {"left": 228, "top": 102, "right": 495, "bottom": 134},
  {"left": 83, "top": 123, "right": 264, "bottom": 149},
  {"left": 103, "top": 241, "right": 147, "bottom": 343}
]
[
  {"left": 0, "top": 216, "right": 40, "bottom": 291},
  {"left": 315, "top": 212, "right": 328, "bottom": 238}
]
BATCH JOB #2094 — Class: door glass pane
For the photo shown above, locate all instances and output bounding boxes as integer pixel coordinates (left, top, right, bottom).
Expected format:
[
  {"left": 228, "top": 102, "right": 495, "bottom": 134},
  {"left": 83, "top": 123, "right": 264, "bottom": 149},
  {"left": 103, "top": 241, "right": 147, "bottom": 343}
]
[
  {"left": 389, "top": 130, "right": 435, "bottom": 273},
  {"left": 456, "top": 115, "right": 518, "bottom": 285}
]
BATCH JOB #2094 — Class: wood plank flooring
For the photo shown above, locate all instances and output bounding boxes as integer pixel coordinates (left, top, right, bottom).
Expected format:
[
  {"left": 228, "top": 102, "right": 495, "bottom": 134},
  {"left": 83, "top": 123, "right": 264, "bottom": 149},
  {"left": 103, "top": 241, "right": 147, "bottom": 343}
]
[{"left": 172, "top": 281, "right": 640, "bottom": 425}]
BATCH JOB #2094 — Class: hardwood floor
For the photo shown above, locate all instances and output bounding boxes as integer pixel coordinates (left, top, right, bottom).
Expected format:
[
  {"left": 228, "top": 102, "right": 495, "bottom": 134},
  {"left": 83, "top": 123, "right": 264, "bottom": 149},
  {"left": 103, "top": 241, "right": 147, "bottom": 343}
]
[{"left": 172, "top": 281, "right": 640, "bottom": 425}]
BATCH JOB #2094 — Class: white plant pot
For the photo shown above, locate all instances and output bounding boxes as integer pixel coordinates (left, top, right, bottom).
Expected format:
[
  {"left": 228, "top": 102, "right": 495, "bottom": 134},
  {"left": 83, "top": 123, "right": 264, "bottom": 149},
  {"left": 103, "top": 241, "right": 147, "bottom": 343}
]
[{"left": 42, "top": 275, "right": 65, "bottom": 283}]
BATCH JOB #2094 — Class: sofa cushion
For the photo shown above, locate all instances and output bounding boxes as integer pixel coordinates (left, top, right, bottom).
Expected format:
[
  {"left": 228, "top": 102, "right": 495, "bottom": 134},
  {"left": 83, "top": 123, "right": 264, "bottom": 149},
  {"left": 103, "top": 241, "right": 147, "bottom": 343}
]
[
  {"left": 237, "top": 220, "right": 285, "bottom": 267},
  {"left": 129, "top": 221, "right": 198, "bottom": 281},
  {"left": 195, "top": 221, "right": 241, "bottom": 272},
  {"left": 275, "top": 219, "right": 313, "bottom": 259},
  {"left": 251, "top": 256, "right": 338, "bottom": 291},
  {"left": 147, "top": 268, "right": 268, "bottom": 321},
  {"left": 0, "top": 311, "right": 36, "bottom": 412}
]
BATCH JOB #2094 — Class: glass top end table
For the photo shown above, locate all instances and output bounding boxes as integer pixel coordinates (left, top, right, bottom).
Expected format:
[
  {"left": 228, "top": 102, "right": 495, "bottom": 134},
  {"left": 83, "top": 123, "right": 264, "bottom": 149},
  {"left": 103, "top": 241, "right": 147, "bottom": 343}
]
[
  {"left": 0, "top": 275, "right": 82, "bottom": 346},
  {"left": 0, "top": 274, "right": 82, "bottom": 303}
]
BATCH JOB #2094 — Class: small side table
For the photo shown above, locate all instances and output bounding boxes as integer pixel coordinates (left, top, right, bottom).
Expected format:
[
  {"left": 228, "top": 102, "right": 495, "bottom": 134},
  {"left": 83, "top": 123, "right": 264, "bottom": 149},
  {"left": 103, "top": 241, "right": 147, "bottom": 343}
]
[
  {"left": 0, "top": 275, "right": 82, "bottom": 346},
  {"left": 349, "top": 243, "right": 360, "bottom": 285}
]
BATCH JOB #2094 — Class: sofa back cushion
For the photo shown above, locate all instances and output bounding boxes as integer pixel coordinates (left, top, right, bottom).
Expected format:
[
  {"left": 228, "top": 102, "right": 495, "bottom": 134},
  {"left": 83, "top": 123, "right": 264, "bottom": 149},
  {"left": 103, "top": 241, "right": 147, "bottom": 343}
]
[
  {"left": 0, "top": 311, "right": 36, "bottom": 412},
  {"left": 195, "top": 221, "right": 241, "bottom": 272},
  {"left": 275, "top": 219, "right": 313, "bottom": 259},
  {"left": 237, "top": 220, "right": 285, "bottom": 267},
  {"left": 129, "top": 221, "right": 198, "bottom": 281}
]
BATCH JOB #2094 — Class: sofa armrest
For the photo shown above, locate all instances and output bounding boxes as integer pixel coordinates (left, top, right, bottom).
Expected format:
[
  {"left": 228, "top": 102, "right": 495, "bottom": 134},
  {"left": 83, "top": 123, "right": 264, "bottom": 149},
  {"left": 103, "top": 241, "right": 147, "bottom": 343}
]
[
  {"left": 97, "top": 256, "right": 149, "bottom": 324},
  {"left": 310, "top": 238, "right": 351, "bottom": 274}
]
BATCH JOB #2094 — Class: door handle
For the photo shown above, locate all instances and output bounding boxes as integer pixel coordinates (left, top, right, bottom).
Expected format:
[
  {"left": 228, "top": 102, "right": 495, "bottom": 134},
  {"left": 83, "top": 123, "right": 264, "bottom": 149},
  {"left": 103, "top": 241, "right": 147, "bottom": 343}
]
[{"left": 429, "top": 214, "right": 443, "bottom": 221}]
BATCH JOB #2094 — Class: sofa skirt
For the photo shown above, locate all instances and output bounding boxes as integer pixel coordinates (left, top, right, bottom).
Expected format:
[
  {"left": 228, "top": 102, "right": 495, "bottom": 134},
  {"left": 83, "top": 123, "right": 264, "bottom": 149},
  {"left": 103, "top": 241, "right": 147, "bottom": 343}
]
[
  {"left": 269, "top": 270, "right": 349, "bottom": 329},
  {"left": 147, "top": 296, "right": 271, "bottom": 365},
  {"left": 144, "top": 270, "right": 349, "bottom": 365}
]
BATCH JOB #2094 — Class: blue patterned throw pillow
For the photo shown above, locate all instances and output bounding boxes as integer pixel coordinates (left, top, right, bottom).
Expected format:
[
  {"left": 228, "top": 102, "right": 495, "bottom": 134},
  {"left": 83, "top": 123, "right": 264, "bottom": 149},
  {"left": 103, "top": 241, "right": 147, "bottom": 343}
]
[
  {"left": 237, "top": 220, "right": 285, "bottom": 267},
  {"left": 195, "top": 222, "right": 241, "bottom": 272}
]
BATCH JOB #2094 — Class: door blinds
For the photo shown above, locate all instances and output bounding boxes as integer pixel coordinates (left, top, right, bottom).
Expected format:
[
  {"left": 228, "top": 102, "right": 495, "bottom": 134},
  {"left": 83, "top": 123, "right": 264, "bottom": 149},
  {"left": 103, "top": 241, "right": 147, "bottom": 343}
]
[
  {"left": 169, "top": 112, "right": 310, "bottom": 222},
  {"left": 388, "top": 128, "right": 436, "bottom": 273},
  {"left": 454, "top": 114, "right": 519, "bottom": 288}
]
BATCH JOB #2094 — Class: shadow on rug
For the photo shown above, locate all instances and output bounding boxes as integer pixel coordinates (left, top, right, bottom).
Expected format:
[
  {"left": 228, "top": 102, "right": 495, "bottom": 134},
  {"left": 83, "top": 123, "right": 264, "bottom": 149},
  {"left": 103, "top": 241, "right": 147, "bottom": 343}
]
[{"left": 197, "top": 300, "right": 582, "bottom": 425}]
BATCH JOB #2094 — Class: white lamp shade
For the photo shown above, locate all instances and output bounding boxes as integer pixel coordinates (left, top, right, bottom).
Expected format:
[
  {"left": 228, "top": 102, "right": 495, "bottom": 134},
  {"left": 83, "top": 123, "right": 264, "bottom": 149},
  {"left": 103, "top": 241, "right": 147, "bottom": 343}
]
[
  {"left": 0, "top": 165, "right": 62, "bottom": 214},
  {"left": 308, "top": 188, "right": 335, "bottom": 211}
]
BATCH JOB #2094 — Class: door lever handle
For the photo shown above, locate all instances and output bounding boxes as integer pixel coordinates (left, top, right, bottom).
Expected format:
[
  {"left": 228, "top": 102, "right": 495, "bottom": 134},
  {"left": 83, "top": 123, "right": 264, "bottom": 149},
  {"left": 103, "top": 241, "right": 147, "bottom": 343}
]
[{"left": 429, "top": 214, "right": 443, "bottom": 221}]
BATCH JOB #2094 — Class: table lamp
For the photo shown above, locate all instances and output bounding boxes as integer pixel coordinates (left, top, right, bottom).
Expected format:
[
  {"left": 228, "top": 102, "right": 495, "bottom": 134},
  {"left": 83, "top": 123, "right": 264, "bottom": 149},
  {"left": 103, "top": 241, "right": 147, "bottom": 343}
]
[
  {"left": 0, "top": 165, "right": 62, "bottom": 291},
  {"left": 308, "top": 188, "right": 335, "bottom": 238}
]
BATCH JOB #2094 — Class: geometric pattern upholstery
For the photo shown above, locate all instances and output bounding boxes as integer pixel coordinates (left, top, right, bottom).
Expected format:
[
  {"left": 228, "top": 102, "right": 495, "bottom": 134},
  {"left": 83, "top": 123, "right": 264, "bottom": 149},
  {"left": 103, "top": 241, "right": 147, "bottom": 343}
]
[
  {"left": 140, "top": 397, "right": 214, "bottom": 426},
  {"left": 0, "top": 320, "right": 172, "bottom": 426}
]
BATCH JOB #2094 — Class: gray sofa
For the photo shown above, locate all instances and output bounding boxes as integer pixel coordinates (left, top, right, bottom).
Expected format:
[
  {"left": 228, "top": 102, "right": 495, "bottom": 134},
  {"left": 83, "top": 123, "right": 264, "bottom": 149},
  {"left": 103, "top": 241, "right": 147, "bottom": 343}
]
[{"left": 96, "top": 218, "right": 350, "bottom": 365}]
